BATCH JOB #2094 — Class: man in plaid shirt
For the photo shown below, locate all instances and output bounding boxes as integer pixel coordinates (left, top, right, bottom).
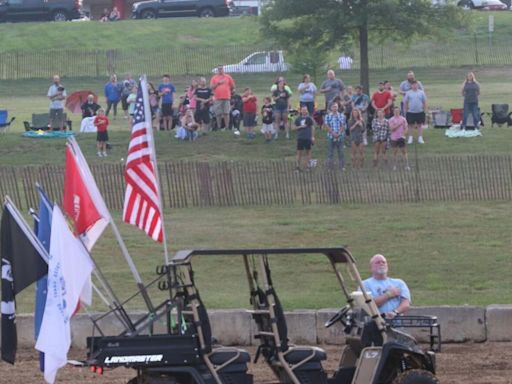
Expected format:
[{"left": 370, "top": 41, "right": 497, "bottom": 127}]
[{"left": 325, "top": 103, "right": 347, "bottom": 170}]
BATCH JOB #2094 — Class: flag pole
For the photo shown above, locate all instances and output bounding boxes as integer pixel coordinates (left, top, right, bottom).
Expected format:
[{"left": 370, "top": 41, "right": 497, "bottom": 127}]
[
  {"left": 140, "top": 74, "right": 170, "bottom": 265},
  {"left": 66, "top": 140, "right": 155, "bottom": 313},
  {"left": 6, "top": 195, "right": 135, "bottom": 333}
]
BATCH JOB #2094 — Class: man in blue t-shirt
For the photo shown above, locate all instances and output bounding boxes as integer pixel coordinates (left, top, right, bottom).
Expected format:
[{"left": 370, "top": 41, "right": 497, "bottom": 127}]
[
  {"left": 159, "top": 74, "right": 176, "bottom": 131},
  {"left": 362, "top": 254, "right": 411, "bottom": 320}
]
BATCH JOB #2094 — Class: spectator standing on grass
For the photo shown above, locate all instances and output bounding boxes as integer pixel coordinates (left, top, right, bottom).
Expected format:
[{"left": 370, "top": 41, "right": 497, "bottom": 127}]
[
  {"left": 325, "top": 102, "right": 346, "bottom": 171},
  {"left": 399, "top": 71, "right": 424, "bottom": 117},
  {"left": 186, "top": 79, "right": 198, "bottom": 113},
  {"left": 403, "top": 80, "right": 427, "bottom": 144},
  {"left": 343, "top": 86, "right": 354, "bottom": 134},
  {"left": 320, "top": 69, "right": 345, "bottom": 109},
  {"left": 194, "top": 77, "right": 212, "bottom": 134},
  {"left": 121, "top": 74, "right": 135, "bottom": 119},
  {"left": 210, "top": 65, "right": 235, "bottom": 131},
  {"left": 399, "top": 71, "right": 424, "bottom": 96},
  {"left": 371, "top": 81, "right": 393, "bottom": 120},
  {"left": 104, "top": 74, "right": 122, "bottom": 119},
  {"left": 352, "top": 85, "right": 370, "bottom": 146},
  {"left": 148, "top": 82, "right": 160, "bottom": 129},
  {"left": 242, "top": 88, "right": 257, "bottom": 139},
  {"left": 260, "top": 96, "right": 275, "bottom": 143},
  {"left": 388, "top": 106, "right": 410, "bottom": 171},
  {"left": 363, "top": 254, "right": 411, "bottom": 319},
  {"left": 298, "top": 74, "right": 317, "bottom": 116},
  {"left": 230, "top": 91, "right": 243, "bottom": 131},
  {"left": 349, "top": 108, "right": 365, "bottom": 169},
  {"left": 158, "top": 74, "right": 176, "bottom": 131},
  {"left": 272, "top": 79, "right": 291, "bottom": 139},
  {"left": 94, "top": 108, "right": 109, "bottom": 157},
  {"left": 81, "top": 94, "right": 100, "bottom": 119},
  {"left": 127, "top": 85, "right": 138, "bottom": 125},
  {"left": 383, "top": 81, "right": 398, "bottom": 117},
  {"left": 461, "top": 72, "right": 481, "bottom": 130},
  {"left": 47, "top": 75, "right": 67, "bottom": 131},
  {"left": 372, "top": 109, "right": 389, "bottom": 168},
  {"left": 293, "top": 106, "right": 315, "bottom": 172},
  {"left": 270, "top": 76, "right": 293, "bottom": 96},
  {"left": 338, "top": 54, "right": 353, "bottom": 71}
]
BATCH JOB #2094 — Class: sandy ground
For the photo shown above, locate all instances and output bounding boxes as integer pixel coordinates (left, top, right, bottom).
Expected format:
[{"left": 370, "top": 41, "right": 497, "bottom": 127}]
[{"left": 2, "top": 343, "right": 512, "bottom": 383}]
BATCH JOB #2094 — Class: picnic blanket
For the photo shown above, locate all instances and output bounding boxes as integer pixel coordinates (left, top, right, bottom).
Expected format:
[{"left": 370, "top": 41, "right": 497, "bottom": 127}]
[
  {"left": 445, "top": 125, "right": 482, "bottom": 138},
  {"left": 23, "top": 130, "right": 76, "bottom": 138}
]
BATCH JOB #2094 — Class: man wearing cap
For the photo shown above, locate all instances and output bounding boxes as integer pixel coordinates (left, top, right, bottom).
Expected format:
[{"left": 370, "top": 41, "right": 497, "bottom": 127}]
[
  {"left": 371, "top": 82, "right": 393, "bottom": 118},
  {"left": 362, "top": 254, "right": 411, "bottom": 320}
]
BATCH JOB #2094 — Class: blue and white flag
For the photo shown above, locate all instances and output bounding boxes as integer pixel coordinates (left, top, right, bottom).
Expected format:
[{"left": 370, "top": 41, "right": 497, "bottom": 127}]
[
  {"left": 34, "top": 186, "right": 53, "bottom": 372},
  {"left": 35, "top": 206, "right": 94, "bottom": 384}
]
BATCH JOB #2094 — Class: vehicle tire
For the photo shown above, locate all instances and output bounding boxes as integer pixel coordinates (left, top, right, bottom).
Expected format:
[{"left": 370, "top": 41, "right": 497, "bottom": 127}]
[
  {"left": 199, "top": 7, "right": 215, "bottom": 17},
  {"left": 141, "top": 9, "right": 157, "bottom": 19},
  {"left": 52, "top": 10, "right": 68, "bottom": 21},
  {"left": 393, "top": 369, "right": 439, "bottom": 384}
]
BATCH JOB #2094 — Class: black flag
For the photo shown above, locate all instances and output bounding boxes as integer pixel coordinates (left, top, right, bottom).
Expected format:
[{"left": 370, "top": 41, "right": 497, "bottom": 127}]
[{"left": 1, "top": 203, "right": 47, "bottom": 364}]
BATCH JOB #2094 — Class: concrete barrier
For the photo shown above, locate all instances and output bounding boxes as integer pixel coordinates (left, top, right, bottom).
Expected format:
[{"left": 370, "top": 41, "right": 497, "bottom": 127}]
[
  {"left": 407, "top": 306, "right": 486, "bottom": 343},
  {"left": 8, "top": 305, "right": 503, "bottom": 349},
  {"left": 486, "top": 305, "right": 512, "bottom": 342}
]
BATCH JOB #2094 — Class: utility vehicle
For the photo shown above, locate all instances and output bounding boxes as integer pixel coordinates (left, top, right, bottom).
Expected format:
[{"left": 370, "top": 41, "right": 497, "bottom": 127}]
[{"left": 84, "top": 247, "right": 440, "bottom": 384}]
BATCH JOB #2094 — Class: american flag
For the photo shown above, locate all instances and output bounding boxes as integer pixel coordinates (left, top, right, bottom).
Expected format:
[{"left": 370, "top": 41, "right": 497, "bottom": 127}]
[{"left": 122, "top": 79, "right": 163, "bottom": 242}]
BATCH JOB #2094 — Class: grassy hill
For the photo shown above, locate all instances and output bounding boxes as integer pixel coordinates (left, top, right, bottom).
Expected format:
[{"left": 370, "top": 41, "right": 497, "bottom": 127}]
[{"left": 0, "top": 17, "right": 262, "bottom": 52}]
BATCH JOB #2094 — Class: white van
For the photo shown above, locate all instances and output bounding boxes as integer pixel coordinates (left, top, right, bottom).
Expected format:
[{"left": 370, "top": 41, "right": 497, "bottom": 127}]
[{"left": 214, "top": 51, "right": 289, "bottom": 73}]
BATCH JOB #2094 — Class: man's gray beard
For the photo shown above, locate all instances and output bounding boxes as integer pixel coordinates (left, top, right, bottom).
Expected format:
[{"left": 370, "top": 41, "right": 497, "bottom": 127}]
[{"left": 377, "top": 266, "right": 388, "bottom": 275}]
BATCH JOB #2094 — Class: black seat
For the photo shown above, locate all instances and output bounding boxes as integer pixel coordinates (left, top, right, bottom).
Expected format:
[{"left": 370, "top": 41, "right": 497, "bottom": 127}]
[
  {"left": 210, "top": 348, "right": 251, "bottom": 365},
  {"left": 284, "top": 347, "right": 327, "bottom": 364},
  {"left": 491, "top": 104, "right": 512, "bottom": 127}
]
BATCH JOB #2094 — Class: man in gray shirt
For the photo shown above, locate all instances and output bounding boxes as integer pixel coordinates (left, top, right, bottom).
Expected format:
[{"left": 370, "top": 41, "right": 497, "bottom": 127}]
[
  {"left": 320, "top": 69, "right": 345, "bottom": 109},
  {"left": 47, "top": 74, "right": 67, "bottom": 130},
  {"left": 403, "top": 81, "right": 427, "bottom": 144}
]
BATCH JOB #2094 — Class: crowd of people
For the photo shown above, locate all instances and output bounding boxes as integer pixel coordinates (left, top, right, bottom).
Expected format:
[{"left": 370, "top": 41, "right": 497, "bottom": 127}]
[{"left": 48, "top": 65, "right": 481, "bottom": 167}]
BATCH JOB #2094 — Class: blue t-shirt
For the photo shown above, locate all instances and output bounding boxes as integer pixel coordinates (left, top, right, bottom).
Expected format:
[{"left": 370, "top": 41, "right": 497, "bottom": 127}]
[
  {"left": 159, "top": 83, "right": 176, "bottom": 104},
  {"left": 362, "top": 277, "right": 411, "bottom": 314}
]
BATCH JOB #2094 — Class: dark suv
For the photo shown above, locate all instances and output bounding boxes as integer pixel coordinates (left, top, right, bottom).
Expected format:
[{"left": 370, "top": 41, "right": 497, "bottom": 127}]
[
  {"left": 0, "top": 0, "right": 83, "bottom": 22},
  {"left": 132, "top": 0, "right": 230, "bottom": 19}
]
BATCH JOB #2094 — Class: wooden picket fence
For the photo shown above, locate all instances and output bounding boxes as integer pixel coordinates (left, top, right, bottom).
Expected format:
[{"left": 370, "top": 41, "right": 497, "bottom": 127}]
[{"left": 1, "top": 155, "right": 512, "bottom": 211}]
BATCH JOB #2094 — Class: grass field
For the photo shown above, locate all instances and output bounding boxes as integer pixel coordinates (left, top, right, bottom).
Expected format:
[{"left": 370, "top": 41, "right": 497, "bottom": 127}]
[{"left": 13, "top": 202, "right": 512, "bottom": 313}]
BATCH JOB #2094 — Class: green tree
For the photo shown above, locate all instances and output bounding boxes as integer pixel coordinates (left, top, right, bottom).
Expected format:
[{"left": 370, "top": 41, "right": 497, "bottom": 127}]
[{"left": 260, "top": 0, "right": 467, "bottom": 95}]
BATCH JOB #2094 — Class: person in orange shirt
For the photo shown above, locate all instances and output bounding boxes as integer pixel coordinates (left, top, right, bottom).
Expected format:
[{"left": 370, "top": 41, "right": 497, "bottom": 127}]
[
  {"left": 210, "top": 65, "right": 235, "bottom": 130},
  {"left": 94, "top": 108, "right": 110, "bottom": 157}
]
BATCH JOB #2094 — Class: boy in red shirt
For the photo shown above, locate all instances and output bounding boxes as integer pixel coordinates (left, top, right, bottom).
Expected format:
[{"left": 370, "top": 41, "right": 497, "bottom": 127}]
[
  {"left": 94, "top": 108, "right": 109, "bottom": 157},
  {"left": 242, "top": 87, "right": 257, "bottom": 139}
]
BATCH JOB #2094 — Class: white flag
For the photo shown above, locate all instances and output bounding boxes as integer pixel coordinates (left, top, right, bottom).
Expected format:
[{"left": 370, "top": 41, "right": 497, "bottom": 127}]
[{"left": 35, "top": 206, "right": 94, "bottom": 384}]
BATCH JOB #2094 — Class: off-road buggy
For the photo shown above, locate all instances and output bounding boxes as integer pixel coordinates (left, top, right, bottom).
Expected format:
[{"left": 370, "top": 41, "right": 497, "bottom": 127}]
[{"left": 84, "top": 247, "right": 440, "bottom": 384}]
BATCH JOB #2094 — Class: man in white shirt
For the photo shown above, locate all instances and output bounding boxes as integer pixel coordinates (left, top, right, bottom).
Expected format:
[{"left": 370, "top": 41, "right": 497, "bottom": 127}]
[
  {"left": 47, "top": 75, "right": 67, "bottom": 130},
  {"left": 338, "top": 54, "right": 353, "bottom": 71}
]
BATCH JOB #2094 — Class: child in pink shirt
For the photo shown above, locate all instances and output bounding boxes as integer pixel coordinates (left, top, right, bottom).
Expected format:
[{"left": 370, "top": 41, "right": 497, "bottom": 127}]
[{"left": 388, "top": 106, "right": 410, "bottom": 170}]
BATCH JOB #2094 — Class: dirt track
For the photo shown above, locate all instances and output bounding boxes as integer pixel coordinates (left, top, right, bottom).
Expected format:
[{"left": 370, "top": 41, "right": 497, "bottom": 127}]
[{"left": 3, "top": 343, "right": 512, "bottom": 383}]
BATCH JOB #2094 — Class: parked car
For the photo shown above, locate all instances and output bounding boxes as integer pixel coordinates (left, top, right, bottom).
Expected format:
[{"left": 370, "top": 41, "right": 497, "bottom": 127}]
[
  {"left": 213, "top": 51, "right": 289, "bottom": 73},
  {"left": 457, "top": 0, "right": 509, "bottom": 9},
  {"left": 0, "top": 0, "right": 83, "bottom": 22},
  {"left": 132, "top": 0, "right": 230, "bottom": 19}
]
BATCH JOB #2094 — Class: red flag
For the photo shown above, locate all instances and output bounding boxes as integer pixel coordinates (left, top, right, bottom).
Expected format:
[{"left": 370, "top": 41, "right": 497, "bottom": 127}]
[
  {"left": 123, "top": 82, "right": 163, "bottom": 242},
  {"left": 63, "top": 145, "right": 109, "bottom": 250}
]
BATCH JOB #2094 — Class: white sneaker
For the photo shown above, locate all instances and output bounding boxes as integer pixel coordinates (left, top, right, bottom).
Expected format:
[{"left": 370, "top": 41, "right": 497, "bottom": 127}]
[
  {"left": 363, "top": 138, "right": 368, "bottom": 146},
  {"left": 286, "top": 132, "right": 290, "bottom": 139},
  {"left": 102, "top": 152, "right": 108, "bottom": 157},
  {"left": 392, "top": 166, "right": 397, "bottom": 171},
  {"left": 405, "top": 166, "right": 411, "bottom": 171},
  {"left": 418, "top": 136, "right": 425, "bottom": 144},
  {"left": 407, "top": 136, "right": 413, "bottom": 145},
  {"left": 97, "top": 151, "right": 103, "bottom": 157}
]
